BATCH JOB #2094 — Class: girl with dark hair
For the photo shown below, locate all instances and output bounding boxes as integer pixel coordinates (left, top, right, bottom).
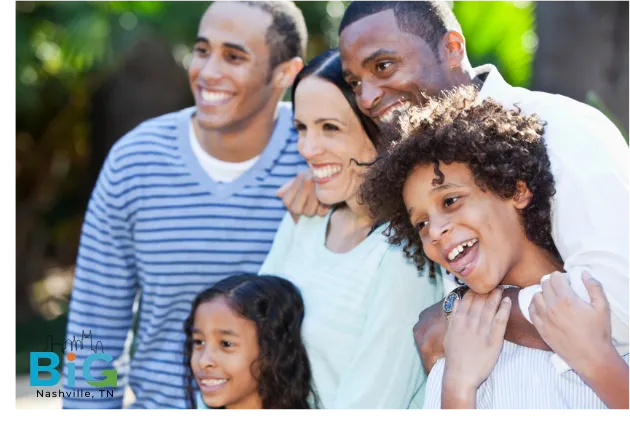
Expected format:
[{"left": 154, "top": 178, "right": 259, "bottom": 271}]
[
  {"left": 259, "top": 49, "right": 442, "bottom": 409},
  {"left": 183, "top": 274, "right": 318, "bottom": 409}
]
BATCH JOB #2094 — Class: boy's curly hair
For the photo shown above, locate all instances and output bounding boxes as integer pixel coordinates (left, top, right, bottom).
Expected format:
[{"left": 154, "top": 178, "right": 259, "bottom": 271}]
[{"left": 360, "top": 85, "right": 560, "bottom": 277}]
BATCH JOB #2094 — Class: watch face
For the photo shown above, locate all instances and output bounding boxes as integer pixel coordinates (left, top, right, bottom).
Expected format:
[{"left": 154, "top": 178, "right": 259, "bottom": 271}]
[{"left": 443, "top": 291, "right": 459, "bottom": 313}]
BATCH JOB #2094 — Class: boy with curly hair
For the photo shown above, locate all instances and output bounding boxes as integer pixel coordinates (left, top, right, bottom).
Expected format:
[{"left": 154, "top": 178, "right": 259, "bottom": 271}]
[{"left": 361, "top": 86, "right": 629, "bottom": 408}]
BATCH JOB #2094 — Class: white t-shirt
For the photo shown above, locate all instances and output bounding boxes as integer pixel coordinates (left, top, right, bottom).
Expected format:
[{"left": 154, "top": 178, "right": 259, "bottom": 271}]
[{"left": 189, "top": 120, "right": 260, "bottom": 183}]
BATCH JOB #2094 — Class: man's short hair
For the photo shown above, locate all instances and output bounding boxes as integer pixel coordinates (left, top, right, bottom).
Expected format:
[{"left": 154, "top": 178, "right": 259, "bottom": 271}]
[
  {"left": 242, "top": 1, "right": 308, "bottom": 70},
  {"left": 339, "top": 1, "right": 462, "bottom": 56}
]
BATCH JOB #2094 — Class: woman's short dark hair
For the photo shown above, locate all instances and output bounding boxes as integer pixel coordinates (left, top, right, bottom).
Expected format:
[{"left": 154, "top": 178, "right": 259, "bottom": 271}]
[
  {"left": 360, "top": 85, "right": 560, "bottom": 278},
  {"left": 291, "top": 48, "right": 381, "bottom": 151},
  {"left": 183, "top": 273, "right": 318, "bottom": 409}
]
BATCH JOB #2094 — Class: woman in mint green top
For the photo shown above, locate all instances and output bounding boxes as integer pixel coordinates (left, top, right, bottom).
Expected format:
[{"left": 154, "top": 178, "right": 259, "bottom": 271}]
[{"left": 259, "top": 49, "right": 443, "bottom": 409}]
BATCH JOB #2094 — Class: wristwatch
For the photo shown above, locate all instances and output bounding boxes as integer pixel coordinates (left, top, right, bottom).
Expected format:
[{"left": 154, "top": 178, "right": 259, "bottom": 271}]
[{"left": 443, "top": 285, "right": 469, "bottom": 320}]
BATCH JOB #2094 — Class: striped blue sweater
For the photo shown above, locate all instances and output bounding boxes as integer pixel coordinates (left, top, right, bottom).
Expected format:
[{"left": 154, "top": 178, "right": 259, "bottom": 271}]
[{"left": 61, "top": 103, "right": 306, "bottom": 408}]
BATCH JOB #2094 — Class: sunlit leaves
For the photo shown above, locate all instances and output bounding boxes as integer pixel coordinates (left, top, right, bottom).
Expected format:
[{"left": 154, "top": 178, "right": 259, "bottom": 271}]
[
  {"left": 453, "top": 0, "right": 536, "bottom": 87},
  {"left": 103, "top": 1, "right": 165, "bottom": 15},
  {"left": 62, "top": 12, "right": 111, "bottom": 72}
]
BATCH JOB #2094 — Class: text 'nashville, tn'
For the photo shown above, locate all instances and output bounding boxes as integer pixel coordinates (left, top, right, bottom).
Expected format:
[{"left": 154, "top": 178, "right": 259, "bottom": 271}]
[{"left": 36, "top": 389, "right": 114, "bottom": 398}]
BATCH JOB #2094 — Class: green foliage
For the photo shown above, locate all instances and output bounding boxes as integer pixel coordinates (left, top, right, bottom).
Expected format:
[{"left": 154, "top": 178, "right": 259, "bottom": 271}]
[
  {"left": 16, "top": 311, "right": 68, "bottom": 375},
  {"left": 453, "top": 0, "right": 536, "bottom": 87}
]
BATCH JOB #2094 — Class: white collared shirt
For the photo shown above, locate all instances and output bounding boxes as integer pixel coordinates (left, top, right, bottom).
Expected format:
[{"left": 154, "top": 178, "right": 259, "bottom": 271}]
[{"left": 441, "top": 65, "right": 629, "bottom": 373}]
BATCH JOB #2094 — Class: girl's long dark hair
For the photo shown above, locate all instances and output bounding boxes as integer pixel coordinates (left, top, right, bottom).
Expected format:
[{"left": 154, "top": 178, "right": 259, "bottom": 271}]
[
  {"left": 183, "top": 274, "right": 318, "bottom": 409},
  {"left": 291, "top": 48, "right": 381, "bottom": 151}
]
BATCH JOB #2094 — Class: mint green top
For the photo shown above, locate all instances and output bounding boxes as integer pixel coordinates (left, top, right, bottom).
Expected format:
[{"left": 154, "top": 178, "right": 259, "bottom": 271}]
[{"left": 259, "top": 211, "right": 443, "bottom": 409}]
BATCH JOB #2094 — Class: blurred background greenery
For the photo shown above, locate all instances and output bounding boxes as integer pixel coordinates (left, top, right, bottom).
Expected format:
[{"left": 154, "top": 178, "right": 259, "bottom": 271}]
[{"left": 15, "top": 1, "right": 628, "bottom": 375}]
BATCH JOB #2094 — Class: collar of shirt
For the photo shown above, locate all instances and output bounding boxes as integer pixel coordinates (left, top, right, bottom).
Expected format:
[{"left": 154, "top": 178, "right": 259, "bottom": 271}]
[{"left": 475, "top": 64, "right": 521, "bottom": 105}]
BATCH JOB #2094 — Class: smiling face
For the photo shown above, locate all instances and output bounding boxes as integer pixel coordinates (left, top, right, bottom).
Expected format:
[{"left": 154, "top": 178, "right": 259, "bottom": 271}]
[
  {"left": 190, "top": 296, "right": 262, "bottom": 409},
  {"left": 189, "top": 3, "right": 278, "bottom": 132},
  {"left": 293, "top": 76, "right": 377, "bottom": 205},
  {"left": 403, "top": 162, "right": 531, "bottom": 294},
  {"left": 339, "top": 10, "right": 452, "bottom": 128}
]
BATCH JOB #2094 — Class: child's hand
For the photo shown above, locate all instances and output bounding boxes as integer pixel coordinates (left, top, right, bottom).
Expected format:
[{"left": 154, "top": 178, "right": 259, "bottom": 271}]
[
  {"left": 443, "top": 288, "right": 511, "bottom": 394},
  {"left": 528, "top": 271, "right": 614, "bottom": 378}
]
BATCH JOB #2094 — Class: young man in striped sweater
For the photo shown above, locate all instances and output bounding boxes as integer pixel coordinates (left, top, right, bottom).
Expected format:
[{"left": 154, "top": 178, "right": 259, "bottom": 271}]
[{"left": 62, "top": 1, "right": 311, "bottom": 408}]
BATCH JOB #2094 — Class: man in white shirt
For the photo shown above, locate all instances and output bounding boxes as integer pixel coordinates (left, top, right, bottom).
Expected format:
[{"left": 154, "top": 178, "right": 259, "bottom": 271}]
[{"left": 337, "top": 0, "right": 628, "bottom": 384}]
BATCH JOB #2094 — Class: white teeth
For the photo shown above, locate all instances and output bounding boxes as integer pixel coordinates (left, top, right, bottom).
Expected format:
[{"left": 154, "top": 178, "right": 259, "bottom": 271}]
[
  {"left": 201, "top": 379, "right": 227, "bottom": 386},
  {"left": 447, "top": 239, "right": 478, "bottom": 261},
  {"left": 201, "top": 90, "right": 231, "bottom": 104},
  {"left": 448, "top": 248, "right": 460, "bottom": 261},
  {"left": 312, "top": 165, "right": 342, "bottom": 179},
  {"left": 380, "top": 102, "right": 411, "bottom": 123}
]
